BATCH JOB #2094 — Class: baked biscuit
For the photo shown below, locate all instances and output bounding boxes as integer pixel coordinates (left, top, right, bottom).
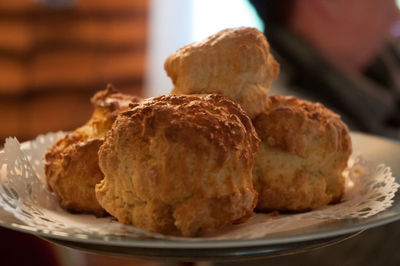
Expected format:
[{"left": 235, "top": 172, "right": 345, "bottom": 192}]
[
  {"left": 95, "top": 94, "right": 259, "bottom": 236},
  {"left": 165, "top": 27, "right": 279, "bottom": 118},
  {"left": 44, "top": 85, "right": 140, "bottom": 216},
  {"left": 252, "top": 95, "right": 352, "bottom": 211}
]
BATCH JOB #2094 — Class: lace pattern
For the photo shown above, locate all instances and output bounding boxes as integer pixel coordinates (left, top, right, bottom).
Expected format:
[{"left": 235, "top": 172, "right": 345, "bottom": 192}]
[{"left": 0, "top": 132, "right": 398, "bottom": 240}]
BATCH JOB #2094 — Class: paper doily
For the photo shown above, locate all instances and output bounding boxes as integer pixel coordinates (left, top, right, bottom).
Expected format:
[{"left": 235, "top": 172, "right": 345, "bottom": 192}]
[{"left": 0, "top": 132, "right": 398, "bottom": 240}]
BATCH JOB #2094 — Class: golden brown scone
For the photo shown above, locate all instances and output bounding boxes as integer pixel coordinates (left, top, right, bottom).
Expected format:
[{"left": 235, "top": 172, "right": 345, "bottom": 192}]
[
  {"left": 44, "top": 84, "right": 141, "bottom": 216},
  {"left": 252, "top": 95, "right": 352, "bottom": 211},
  {"left": 165, "top": 27, "right": 279, "bottom": 118},
  {"left": 95, "top": 94, "right": 259, "bottom": 236}
]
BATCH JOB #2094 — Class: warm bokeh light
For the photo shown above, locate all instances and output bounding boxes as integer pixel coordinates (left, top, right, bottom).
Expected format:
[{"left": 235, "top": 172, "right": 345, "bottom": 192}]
[{"left": 191, "top": 0, "right": 264, "bottom": 42}]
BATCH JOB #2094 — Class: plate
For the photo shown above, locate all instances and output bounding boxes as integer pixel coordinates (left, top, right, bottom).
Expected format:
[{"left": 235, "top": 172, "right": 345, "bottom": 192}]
[{"left": 1, "top": 132, "right": 400, "bottom": 260}]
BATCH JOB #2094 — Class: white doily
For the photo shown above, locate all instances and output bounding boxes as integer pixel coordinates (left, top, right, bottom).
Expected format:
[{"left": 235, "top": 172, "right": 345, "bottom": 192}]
[{"left": 0, "top": 132, "right": 398, "bottom": 240}]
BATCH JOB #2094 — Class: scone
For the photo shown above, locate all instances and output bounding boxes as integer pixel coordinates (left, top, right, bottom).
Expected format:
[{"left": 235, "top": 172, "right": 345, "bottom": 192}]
[
  {"left": 95, "top": 94, "right": 259, "bottom": 236},
  {"left": 252, "top": 95, "right": 352, "bottom": 211},
  {"left": 165, "top": 27, "right": 279, "bottom": 118},
  {"left": 44, "top": 85, "right": 141, "bottom": 216}
]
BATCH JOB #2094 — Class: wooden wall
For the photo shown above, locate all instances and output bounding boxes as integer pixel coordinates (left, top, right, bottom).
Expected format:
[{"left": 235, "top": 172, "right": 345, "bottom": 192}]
[{"left": 0, "top": 0, "right": 148, "bottom": 144}]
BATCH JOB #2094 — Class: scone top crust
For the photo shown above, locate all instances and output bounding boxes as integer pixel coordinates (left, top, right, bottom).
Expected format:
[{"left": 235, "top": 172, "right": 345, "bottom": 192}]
[
  {"left": 80, "top": 84, "right": 141, "bottom": 140},
  {"left": 124, "top": 93, "right": 259, "bottom": 158},
  {"left": 46, "top": 85, "right": 141, "bottom": 153},
  {"left": 254, "top": 95, "right": 352, "bottom": 157},
  {"left": 165, "top": 27, "right": 280, "bottom": 118}
]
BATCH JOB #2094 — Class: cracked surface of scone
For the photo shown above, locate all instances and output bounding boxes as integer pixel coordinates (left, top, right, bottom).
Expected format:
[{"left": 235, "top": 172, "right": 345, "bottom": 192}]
[
  {"left": 252, "top": 95, "right": 352, "bottom": 211},
  {"left": 44, "top": 85, "right": 141, "bottom": 216},
  {"left": 95, "top": 94, "right": 259, "bottom": 236},
  {"left": 164, "top": 27, "right": 279, "bottom": 118}
]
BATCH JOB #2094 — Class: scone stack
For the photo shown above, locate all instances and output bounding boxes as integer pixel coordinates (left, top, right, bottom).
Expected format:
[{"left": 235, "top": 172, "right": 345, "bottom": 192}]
[{"left": 44, "top": 27, "right": 352, "bottom": 237}]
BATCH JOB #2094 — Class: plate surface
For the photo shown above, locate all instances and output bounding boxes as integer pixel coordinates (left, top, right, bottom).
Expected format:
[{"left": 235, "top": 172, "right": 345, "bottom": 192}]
[{"left": 1, "top": 132, "right": 400, "bottom": 259}]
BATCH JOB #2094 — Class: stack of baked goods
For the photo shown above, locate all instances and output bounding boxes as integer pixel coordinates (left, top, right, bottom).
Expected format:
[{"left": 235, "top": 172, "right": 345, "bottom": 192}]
[{"left": 44, "top": 27, "right": 352, "bottom": 237}]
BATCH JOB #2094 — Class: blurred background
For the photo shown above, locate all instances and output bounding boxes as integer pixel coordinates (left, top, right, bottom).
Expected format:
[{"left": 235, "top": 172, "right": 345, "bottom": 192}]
[
  {"left": 1, "top": 0, "right": 400, "bottom": 265},
  {"left": 0, "top": 0, "right": 262, "bottom": 145},
  {"left": 1, "top": 0, "right": 400, "bottom": 144}
]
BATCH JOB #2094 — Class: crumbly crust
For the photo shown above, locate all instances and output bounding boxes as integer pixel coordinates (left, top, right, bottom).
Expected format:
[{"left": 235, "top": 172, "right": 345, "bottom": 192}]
[
  {"left": 165, "top": 27, "right": 279, "bottom": 118},
  {"left": 95, "top": 94, "right": 259, "bottom": 236},
  {"left": 44, "top": 84, "right": 140, "bottom": 216},
  {"left": 252, "top": 95, "right": 352, "bottom": 211}
]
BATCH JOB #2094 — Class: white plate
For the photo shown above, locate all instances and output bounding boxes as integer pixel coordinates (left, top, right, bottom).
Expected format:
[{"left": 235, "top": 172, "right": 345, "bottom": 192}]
[{"left": 0, "top": 132, "right": 399, "bottom": 259}]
